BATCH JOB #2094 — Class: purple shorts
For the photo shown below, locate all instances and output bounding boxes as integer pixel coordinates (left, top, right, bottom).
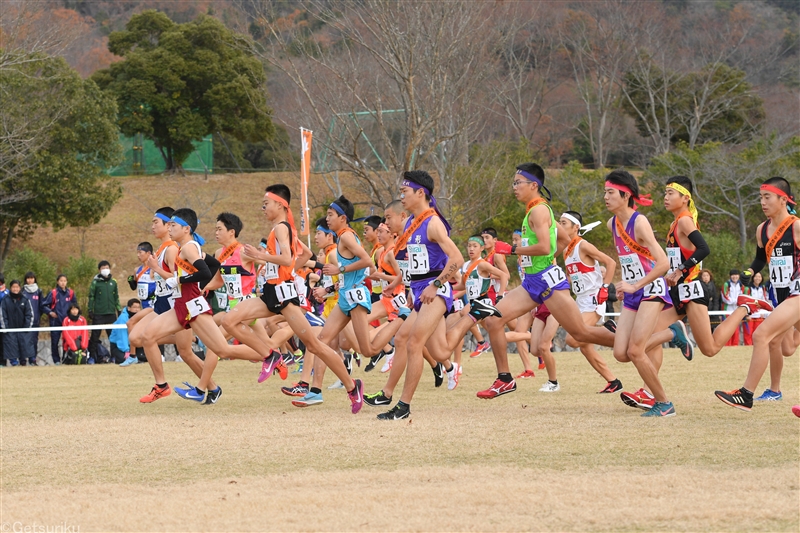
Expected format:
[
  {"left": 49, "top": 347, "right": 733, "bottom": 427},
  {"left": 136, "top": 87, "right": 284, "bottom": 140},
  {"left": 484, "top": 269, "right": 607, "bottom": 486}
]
[
  {"left": 622, "top": 277, "right": 673, "bottom": 311},
  {"left": 410, "top": 279, "right": 454, "bottom": 313},
  {"left": 522, "top": 265, "right": 570, "bottom": 305}
]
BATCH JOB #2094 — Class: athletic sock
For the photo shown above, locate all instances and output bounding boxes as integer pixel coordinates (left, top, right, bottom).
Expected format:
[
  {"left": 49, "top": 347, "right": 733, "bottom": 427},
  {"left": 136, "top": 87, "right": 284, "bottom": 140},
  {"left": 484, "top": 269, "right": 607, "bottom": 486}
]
[
  {"left": 310, "top": 387, "right": 322, "bottom": 395},
  {"left": 195, "top": 387, "right": 205, "bottom": 394},
  {"left": 444, "top": 362, "right": 453, "bottom": 372},
  {"left": 498, "top": 372, "right": 513, "bottom": 383},
  {"left": 157, "top": 383, "right": 168, "bottom": 389},
  {"left": 548, "top": 380, "right": 558, "bottom": 386}
]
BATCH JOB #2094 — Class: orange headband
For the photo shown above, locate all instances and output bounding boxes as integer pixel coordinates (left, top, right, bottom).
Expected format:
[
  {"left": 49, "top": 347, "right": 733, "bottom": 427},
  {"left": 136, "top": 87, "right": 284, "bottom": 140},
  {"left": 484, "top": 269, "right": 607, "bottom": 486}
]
[{"left": 266, "top": 192, "right": 298, "bottom": 247}]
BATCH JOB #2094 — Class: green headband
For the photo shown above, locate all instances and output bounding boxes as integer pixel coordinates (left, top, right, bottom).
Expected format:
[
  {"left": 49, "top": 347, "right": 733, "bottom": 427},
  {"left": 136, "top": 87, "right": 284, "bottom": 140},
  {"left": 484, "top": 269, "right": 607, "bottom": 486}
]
[{"left": 468, "top": 236, "right": 485, "bottom": 246}]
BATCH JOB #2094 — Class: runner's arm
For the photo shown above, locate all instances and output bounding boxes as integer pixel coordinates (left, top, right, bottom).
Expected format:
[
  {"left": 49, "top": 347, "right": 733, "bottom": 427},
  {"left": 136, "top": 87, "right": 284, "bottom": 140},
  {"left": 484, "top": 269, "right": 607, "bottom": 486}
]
[
  {"left": 477, "top": 261, "right": 509, "bottom": 290},
  {"left": 745, "top": 222, "right": 767, "bottom": 279},
  {"left": 428, "top": 216, "right": 465, "bottom": 285},
  {"left": 339, "top": 232, "right": 374, "bottom": 273}
]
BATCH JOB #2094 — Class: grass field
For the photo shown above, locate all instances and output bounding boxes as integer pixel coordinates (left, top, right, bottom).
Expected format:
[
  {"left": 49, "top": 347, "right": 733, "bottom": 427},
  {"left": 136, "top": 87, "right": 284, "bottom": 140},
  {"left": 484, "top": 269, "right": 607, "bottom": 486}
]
[{"left": 1, "top": 345, "right": 798, "bottom": 532}]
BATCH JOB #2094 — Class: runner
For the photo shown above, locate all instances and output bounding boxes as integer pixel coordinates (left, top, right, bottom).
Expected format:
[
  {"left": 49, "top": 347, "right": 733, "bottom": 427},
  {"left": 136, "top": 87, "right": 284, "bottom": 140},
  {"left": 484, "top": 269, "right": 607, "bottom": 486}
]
[
  {"left": 715, "top": 177, "right": 800, "bottom": 411},
  {"left": 128, "top": 242, "right": 156, "bottom": 309},
  {"left": 478, "top": 163, "right": 615, "bottom": 401},
  {"left": 480, "top": 228, "right": 510, "bottom": 304},
  {"left": 559, "top": 211, "right": 622, "bottom": 393}
]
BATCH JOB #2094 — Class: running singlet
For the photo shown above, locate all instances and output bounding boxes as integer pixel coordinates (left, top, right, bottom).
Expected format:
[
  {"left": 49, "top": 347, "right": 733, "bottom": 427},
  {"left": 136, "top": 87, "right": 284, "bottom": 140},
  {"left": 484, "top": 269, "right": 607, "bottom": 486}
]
[
  {"left": 612, "top": 212, "right": 666, "bottom": 300},
  {"left": 173, "top": 241, "right": 213, "bottom": 328},
  {"left": 134, "top": 265, "right": 155, "bottom": 307},
  {"left": 461, "top": 259, "right": 491, "bottom": 301},
  {"left": 520, "top": 201, "right": 557, "bottom": 275},
  {"left": 153, "top": 241, "right": 177, "bottom": 299},
  {"left": 215, "top": 242, "right": 256, "bottom": 309},
  {"left": 761, "top": 218, "right": 800, "bottom": 302},
  {"left": 337, "top": 228, "right": 370, "bottom": 305},
  {"left": 666, "top": 212, "right": 704, "bottom": 303},
  {"left": 564, "top": 238, "right": 602, "bottom": 297},
  {"left": 263, "top": 222, "right": 300, "bottom": 303},
  {"left": 406, "top": 216, "right": 448, "bottom": 281}
]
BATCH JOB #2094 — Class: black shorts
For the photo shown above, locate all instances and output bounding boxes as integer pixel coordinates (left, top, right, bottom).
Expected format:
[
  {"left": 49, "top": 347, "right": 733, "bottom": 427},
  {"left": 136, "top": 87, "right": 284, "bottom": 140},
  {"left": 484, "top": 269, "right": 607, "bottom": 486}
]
[
  {"left": 669, "top": 282, "right": 709, "bottom": 317},
  {"left": 775, "top": 287, "right": 790, "bottom": 305},
  {"left": 371, "top": 291, "right": 382, "bottom": 304},
  {"left": 260, "top": 283, "right": 300, "bottom": 314}
]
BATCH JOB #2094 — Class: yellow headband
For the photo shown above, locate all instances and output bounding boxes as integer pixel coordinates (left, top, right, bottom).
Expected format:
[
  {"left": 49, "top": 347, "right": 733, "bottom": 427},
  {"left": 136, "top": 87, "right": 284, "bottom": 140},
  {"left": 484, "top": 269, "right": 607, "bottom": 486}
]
[{"left": 667, "top": 182, "right": 698, "bottom": 227}]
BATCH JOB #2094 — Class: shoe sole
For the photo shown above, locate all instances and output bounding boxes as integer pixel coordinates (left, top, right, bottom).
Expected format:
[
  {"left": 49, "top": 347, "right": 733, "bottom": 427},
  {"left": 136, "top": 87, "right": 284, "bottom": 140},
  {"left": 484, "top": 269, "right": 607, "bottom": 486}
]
[
  {"left": 281, "top": 389, "right": 308, "bottom": 397},
  {"left": 715, "top": 393, "right": 752, "bottom": 412},
  {"left": 292, "top": 400, "right": 323, "bottom": 407},
  {"left": 364, "top": 400, "right": 392, "bottom": 407},
  {"left": 674, "top": 321, "right": 693, "bottom": 361},
  {"left": 139, "top": 388, "right": 171, "bottom": 403},
  {"left": 477, "top": 387, "right": 516, "bottom": 399},
  {"left": 620, "top": 393, "right": 651, "bottom": 410},
  {"left": 642, "top": 411, "right": 676, "bottom": 417}
]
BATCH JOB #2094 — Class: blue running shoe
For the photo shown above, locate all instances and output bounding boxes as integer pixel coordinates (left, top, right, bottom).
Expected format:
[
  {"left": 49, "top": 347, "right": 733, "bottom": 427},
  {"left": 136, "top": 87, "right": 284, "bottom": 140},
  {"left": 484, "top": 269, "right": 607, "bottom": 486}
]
[
  {"left": 173, "top": 381, "right": 194, "bottom": 394},
  {"left": 641, "top": 401, "right": 676, "bottom": 417},
  {"left": 291, "top": 391, "right": 323, "bottom": 407},
  {"left": 119, "top": 356, "right": 138, "bottom": 367},
  {"left": 755, "top": 389, "right": 782, "bottom": 401},
  {"left": 176, "top": 385, "right": 205, "bottom": 402},
  {"left": 669, "top": 321, "right": 693, "bottom": 361}
]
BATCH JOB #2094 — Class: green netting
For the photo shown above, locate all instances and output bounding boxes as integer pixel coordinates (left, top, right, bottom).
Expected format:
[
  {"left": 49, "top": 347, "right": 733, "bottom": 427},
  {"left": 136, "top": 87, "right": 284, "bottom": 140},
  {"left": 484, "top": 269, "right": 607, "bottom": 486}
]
[{"left": 106, "top": 134, "right": 213, "bottom": 176}]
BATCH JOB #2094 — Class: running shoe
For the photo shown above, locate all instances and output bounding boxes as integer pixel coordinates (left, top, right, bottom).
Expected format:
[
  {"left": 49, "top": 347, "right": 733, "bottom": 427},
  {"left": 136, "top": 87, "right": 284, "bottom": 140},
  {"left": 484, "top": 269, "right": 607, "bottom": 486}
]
[
  {"left": 539, "top": 381, "right": 560, "bottom": 392},
  {"left": 620, "top": 388, "right": 655, "bottom": 410},
  {"left": 274, "top": 360, "right": 289, "bottom": 380},
  {"left": 641, "top": 401, "right": 676, "bottom": 417},
  {"left": 365, "top": 351, "right": 385, "bottom": 372},
  {"left": 433, "top": 362, "right": 445, "bottom": 388},
  {"left": 343, "top": 352, "right": 353, "bottom": 375},
  {"left": 365, "top": 390, "right": 393, "bottom": 406},
  {"left": 737, "top": 294, "right": 774, "bottom": 314},
  {"left": 603, "top": 319, "right": 617, "bottom": 334},
  {"left": 669, "top": 321, "right": 693, "bottom": 361},
  {"left": 176, "top": 386, "right": 205, "bottom": 402},
  {"left": 714, "top": 388, "right": 753, "bottom": 412},
  {"left": 537, "top": 357, "right": 545, "bottom": 370},
  {"left": 292, "top": 391, "right": 323, "bottom": 407},
  {"left": 377, "top": 404, "right": 410, "bottom": 420},
  {"left": 754, "top": 389, "right": 782, "bottom": 401},
  {"left": 281, "top": 383, "right": 310, "bottom": 397},
  {"left": 327, "top": 379, "right": 344, "bottom": 389},
  {"left": 347, "top": 379, "right": 364, "bottom": 414},
  {"left": 380, "top": 351, "right": 394, "bottom": 373},
  {"left": 515, "top": 369, "right": 535, "bottom": 379},
  {"left": 598, "top": 379, "right": 623, "bottom": 394},
  {"left": 139, "top": 384, "right": 171, "bottom": 403},
  {"left": 469, "top": 341, "right": 490, "bottom": 358},
  {"left": 119, "top": 356, "right": 138, "bottom": 367},
  {"left": 353, "top": 353, "right": 362, "bottom": 367},
  {"left": 173, "top": 381, "right": 195, "bottom": 395},
  {"left": 469, "top": 299, "right": 502, "bottom": 321},
  {"left": 281, "top": 352, "right": 294, "bottom": 366},
  {"left": 447, "top": 363, "right": 459, "bottom": 391},
  {"left": 203, "top": 386, "right": 222, "bottom": 405},
  {"left": 476, "top": 378, "right": 517, "bottom": 399},
  {"left": 257, "top": 351, "right": 282, "bottom": 383},
  {"left": 792, "top": 405, "right": 800, "bottom": 418}
]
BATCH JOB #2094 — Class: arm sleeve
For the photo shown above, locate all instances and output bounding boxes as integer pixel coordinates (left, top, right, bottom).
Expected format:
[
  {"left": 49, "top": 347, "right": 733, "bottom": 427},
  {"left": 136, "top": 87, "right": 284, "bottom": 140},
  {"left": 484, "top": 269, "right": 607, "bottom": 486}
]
[
  {"left": 679, "top": 230, "right": 710, "bottom": 272},
  {"left": 178, "top": 258, "right": 213, "bottom": 288},
  {"left": 204, "top": 254, "right": 221, "bottom": 281},
  {"left": 128, "top": 275, "right": 137, "bottom": 290},
  {"left": 749, "top": 246, "right": 767, "bottom": 275}
]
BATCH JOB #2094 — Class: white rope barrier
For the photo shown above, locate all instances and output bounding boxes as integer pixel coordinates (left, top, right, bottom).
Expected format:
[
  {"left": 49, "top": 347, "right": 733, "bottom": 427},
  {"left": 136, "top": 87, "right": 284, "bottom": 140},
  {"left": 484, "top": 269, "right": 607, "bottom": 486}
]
[{"left": 0, "top": 324, "right": 128, "bottom": 334}]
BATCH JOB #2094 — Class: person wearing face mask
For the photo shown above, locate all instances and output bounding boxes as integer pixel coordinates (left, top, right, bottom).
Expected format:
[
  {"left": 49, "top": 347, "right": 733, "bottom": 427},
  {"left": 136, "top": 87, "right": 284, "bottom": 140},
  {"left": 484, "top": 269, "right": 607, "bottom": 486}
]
[
  {"left": 113, "top": 299, "right": 142, "bottom": 366},
  {"left": 87, "top": 260, "right": 120, "bottom": 363},
  {"left": 62, "top": 304, "right": 89, "bottom": 364},
  {"left": 0, "top": 280, "right": 35, "bottom": 366},
  {"left": 22, "top": 271, "right": 47, "bottom": 365}
]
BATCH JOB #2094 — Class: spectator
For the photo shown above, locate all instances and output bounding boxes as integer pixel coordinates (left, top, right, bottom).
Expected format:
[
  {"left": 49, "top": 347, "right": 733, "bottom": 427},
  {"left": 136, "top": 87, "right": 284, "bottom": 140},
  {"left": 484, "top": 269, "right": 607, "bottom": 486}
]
[
  {"left": 113, "top": 298, "right": 142, "bottom": 366},
  {"left": 699, "top": 269, "right": 720, "bottom": 330},
  {"left": 87, "top": 260, "right": 120, "bottom": 363},
  {"left": 747, "top": 271, "right": 772, "bottom": 337},
  {"left": 42, "top": 274, "right": 77, "bottom": 365},
  {"left": 721, "top": 269, "right": 745, "bottom": 346},
  {"left": 22, "top": 272, "right": 46, "bottom": 365},
  {"left": 0, "top": 273, "right": 7, "bottom": 365},
  {"left": 0, "top": 280, "right": 35, "bottom": 366},
  {"left": 62, "top": 303, "right": 89, "bottom": 364}
]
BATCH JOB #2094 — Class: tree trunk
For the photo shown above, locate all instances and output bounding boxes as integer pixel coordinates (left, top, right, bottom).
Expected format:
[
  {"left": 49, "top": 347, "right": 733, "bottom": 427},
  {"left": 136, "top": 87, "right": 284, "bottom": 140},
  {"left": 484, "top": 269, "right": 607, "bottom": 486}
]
[
  {"left": 737, "top": 189, "right": 748, "bottom": 254},
  {"left": 0, "top": 222, "right": 16, "bottom": 271}
]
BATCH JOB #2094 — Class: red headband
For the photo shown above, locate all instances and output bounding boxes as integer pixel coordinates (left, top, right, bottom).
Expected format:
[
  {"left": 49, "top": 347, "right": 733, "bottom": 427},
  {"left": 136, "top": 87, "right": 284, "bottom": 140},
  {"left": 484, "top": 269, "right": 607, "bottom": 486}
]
[
  {"left": 605, "top": 181, "right": 653, "bottom": 207},
  {"left": 761, "top": 184, "right": 796, "bottom": 205}
]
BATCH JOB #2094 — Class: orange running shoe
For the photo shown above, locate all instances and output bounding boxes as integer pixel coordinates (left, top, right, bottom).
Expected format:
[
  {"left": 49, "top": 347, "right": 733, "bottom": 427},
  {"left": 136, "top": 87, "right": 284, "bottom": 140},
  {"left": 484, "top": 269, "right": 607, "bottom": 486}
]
[
  {"left": 516, "top": 369, "right": 535, "bottom": 379},
  {"left": 140, "top": 384, "right": 171, "bottom": 403},
  {"left": 275, "top": 360, "right": 289, "bottom": 380},
  {"left": 537, "top": 357, "right": 545, "bottom": 370}
]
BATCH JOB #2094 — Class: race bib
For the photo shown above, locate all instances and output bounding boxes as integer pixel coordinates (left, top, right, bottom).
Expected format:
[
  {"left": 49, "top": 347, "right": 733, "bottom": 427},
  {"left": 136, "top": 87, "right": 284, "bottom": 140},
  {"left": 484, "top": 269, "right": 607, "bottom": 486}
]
[
  {"left": 137, "top": 282, "right": 150, "bottom": 300},
  {"left": 466, "top": 278, "right": 481, "bottom": 300},
  {"left": 264, "top": 262, "right": 279, "bottom": 281},
  {"left": 790, "top": 277, "right": 800, "bottom": 296},
  {"left": 186, "top": 296, "right": 210, "bottom": 318},
  {"left": 397, "top": 259, "right": 411, "bottom": 286},
  {"left": 453, "top": 298, "right": 464, "bottom": 312},
  {"left": 519, "top": 238, "right": 533, "bottom": 268},
  {"left": 275, "top": 281, "right": 298, "bottom": 303},
  {"left": 344, "top": 286, "right": 369, "bottom": 306},
  {"left": 678, "top": 280, "right": 703, "bottom": 302},
  {"left": 620, "top": 254, "right": 646, "bottom": 283},
  {"left": 154, "top": 274, "right": 171, "bottom": 297},
  {"left": 436, "top": 282, "right": 452, "bottom": 298},
  {"left": 666, "top": 247, "right": 681, "bottom": 274},
  {"left": 570, "top": 274, "right": 585, "bottom": 295},
  {"left": 222, "top": 273, "right": 243, "bottom": 299},
  {"left": 543, "top": 266, "right": 567, "bottom": 289},
  {"left": 644, "top": 278, "right": 666, "bottom": 298},
  {"left": 769, "top": 256, "right": 792, "bottom": 288},
  {"left": 407, "top": 244, "right": 430, "bottom": 276},
  {"left": 215, "top": 290, "right": 228, "bottom": 309},
  {"left": 392, "top": 292, "right": 408, "bottom": 310}
]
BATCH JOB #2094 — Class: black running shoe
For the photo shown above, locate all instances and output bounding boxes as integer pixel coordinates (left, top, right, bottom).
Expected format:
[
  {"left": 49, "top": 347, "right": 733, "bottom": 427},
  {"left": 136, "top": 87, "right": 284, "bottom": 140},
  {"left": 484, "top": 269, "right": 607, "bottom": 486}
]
[
  {"left": 377, "top": 404, "right": 410, "bottom": 420},
  {"left": 365, "top": 351, "right": 385, "bottom": 372},
  {"left": 598, "top": 379, "right": 622, "bottom": 394},
  {"left": 344, "top": 352, "right": 353, "bottom": 375},
  {"left": 433, "top": 362, "right": 445, "bottom": 388},
  {"left": 364, "top": 390, "right": 393, "bottom": 407},
  {"left": 469, "top": 299, "right": 502, "bottom": 321},
  {"left": 715, "top": 388, "right": 753, "bottom": 412},
  {"left": 603, "top": 319, "right": 617, "bottom": 334},
  {"left": 202, "top": 386, "right": 222, "bottom": 405}
]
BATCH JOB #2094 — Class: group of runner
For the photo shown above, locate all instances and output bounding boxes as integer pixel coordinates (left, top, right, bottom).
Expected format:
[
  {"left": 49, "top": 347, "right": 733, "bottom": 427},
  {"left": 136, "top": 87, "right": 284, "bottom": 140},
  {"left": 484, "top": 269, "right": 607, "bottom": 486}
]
[{"left": 124, "top": 164, "right": 800, "bottom": 419}]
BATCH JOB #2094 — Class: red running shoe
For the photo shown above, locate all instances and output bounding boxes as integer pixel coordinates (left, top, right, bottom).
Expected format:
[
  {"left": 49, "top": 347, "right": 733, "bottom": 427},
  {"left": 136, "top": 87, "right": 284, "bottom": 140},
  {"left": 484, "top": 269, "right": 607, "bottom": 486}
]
[
  {"left": 515, "top": 369, "right": 535, "bottom": 379},
  {"left": 620, "top": 388, "right": 655, "bottom": 410},
  {"left": 476, "top": 378, "right": 517, "bottom": 399}
]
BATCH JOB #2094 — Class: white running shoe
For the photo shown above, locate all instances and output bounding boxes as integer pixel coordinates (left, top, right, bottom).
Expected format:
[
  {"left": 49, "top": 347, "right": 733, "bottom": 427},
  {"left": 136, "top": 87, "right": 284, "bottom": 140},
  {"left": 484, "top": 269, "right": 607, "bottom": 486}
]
[
  {"left": 447, "top": 362, "right": 460, "bottom": 390},
  {"left": 327, "top": 379, "right": 344, "bottom": 390},
  {"left": 539, "top": 381, "right": 560, "bottom": 392},
  {"left": 380, "top": 352, "right": 394, "bottom": 373}
]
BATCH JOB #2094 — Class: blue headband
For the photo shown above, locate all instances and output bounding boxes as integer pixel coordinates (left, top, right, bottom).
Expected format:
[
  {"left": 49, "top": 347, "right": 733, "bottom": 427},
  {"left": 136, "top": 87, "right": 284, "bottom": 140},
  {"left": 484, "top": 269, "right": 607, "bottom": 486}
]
[
  {"left": 170, "top": 216, "right": 205, "bottom": 246},
  {"left": 317, "top": 225, "right": 335, "bottom": 236},
  {"left": 516, "top": 169, "right": 552, "bottom": 201},
  {"left": 513, "top": 229, "right": 522, "bottom": 235},
  {"left": 154, "top": 213, "right": 171, "bottom": 223},
  {"left": 401, "top": 179, "right": 452, "bottom": 234},
  {"left": 329, "top": 202, "right": 349, "bottom": 221}
]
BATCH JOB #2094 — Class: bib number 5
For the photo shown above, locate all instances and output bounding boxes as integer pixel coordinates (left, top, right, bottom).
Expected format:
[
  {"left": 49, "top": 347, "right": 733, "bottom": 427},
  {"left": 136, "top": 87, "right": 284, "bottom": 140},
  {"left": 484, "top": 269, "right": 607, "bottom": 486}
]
[{"left": 186, "top": 296, "right": 210, "bottom": 318}]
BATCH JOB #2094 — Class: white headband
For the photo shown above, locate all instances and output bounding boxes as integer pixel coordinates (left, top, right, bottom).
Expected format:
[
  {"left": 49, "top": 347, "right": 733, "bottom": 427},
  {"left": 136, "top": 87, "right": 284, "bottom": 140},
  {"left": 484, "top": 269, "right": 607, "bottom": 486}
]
[
  {"left": 561, "top": 213, "right": 581, "bottom": 226},
  {"left": 561, "top": 213, "right": 601, "bottom": 236}
]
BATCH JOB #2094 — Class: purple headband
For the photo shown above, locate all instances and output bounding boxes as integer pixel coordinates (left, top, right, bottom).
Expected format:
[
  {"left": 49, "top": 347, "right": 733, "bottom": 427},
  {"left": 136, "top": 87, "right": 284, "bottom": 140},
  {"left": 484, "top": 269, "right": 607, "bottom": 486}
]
[{"left": 401, "top": 179, "right": 451, "bottom": 233}]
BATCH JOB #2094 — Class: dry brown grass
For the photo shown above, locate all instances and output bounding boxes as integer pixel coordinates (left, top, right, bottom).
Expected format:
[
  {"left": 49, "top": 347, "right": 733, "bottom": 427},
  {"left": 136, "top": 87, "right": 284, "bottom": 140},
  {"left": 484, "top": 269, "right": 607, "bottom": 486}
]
[{"left": 1, "top": 346, "right": 798, "bottom": 532}]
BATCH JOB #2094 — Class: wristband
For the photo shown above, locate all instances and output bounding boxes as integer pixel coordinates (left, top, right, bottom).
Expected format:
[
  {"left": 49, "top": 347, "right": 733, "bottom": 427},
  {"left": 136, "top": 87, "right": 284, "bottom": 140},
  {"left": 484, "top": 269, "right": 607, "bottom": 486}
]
[
  {"left": 314, "top": 261, "right": 324, "bottom": 270},
  {"left": 511, "top": 244, "right": 517, "bottom": 255}
]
